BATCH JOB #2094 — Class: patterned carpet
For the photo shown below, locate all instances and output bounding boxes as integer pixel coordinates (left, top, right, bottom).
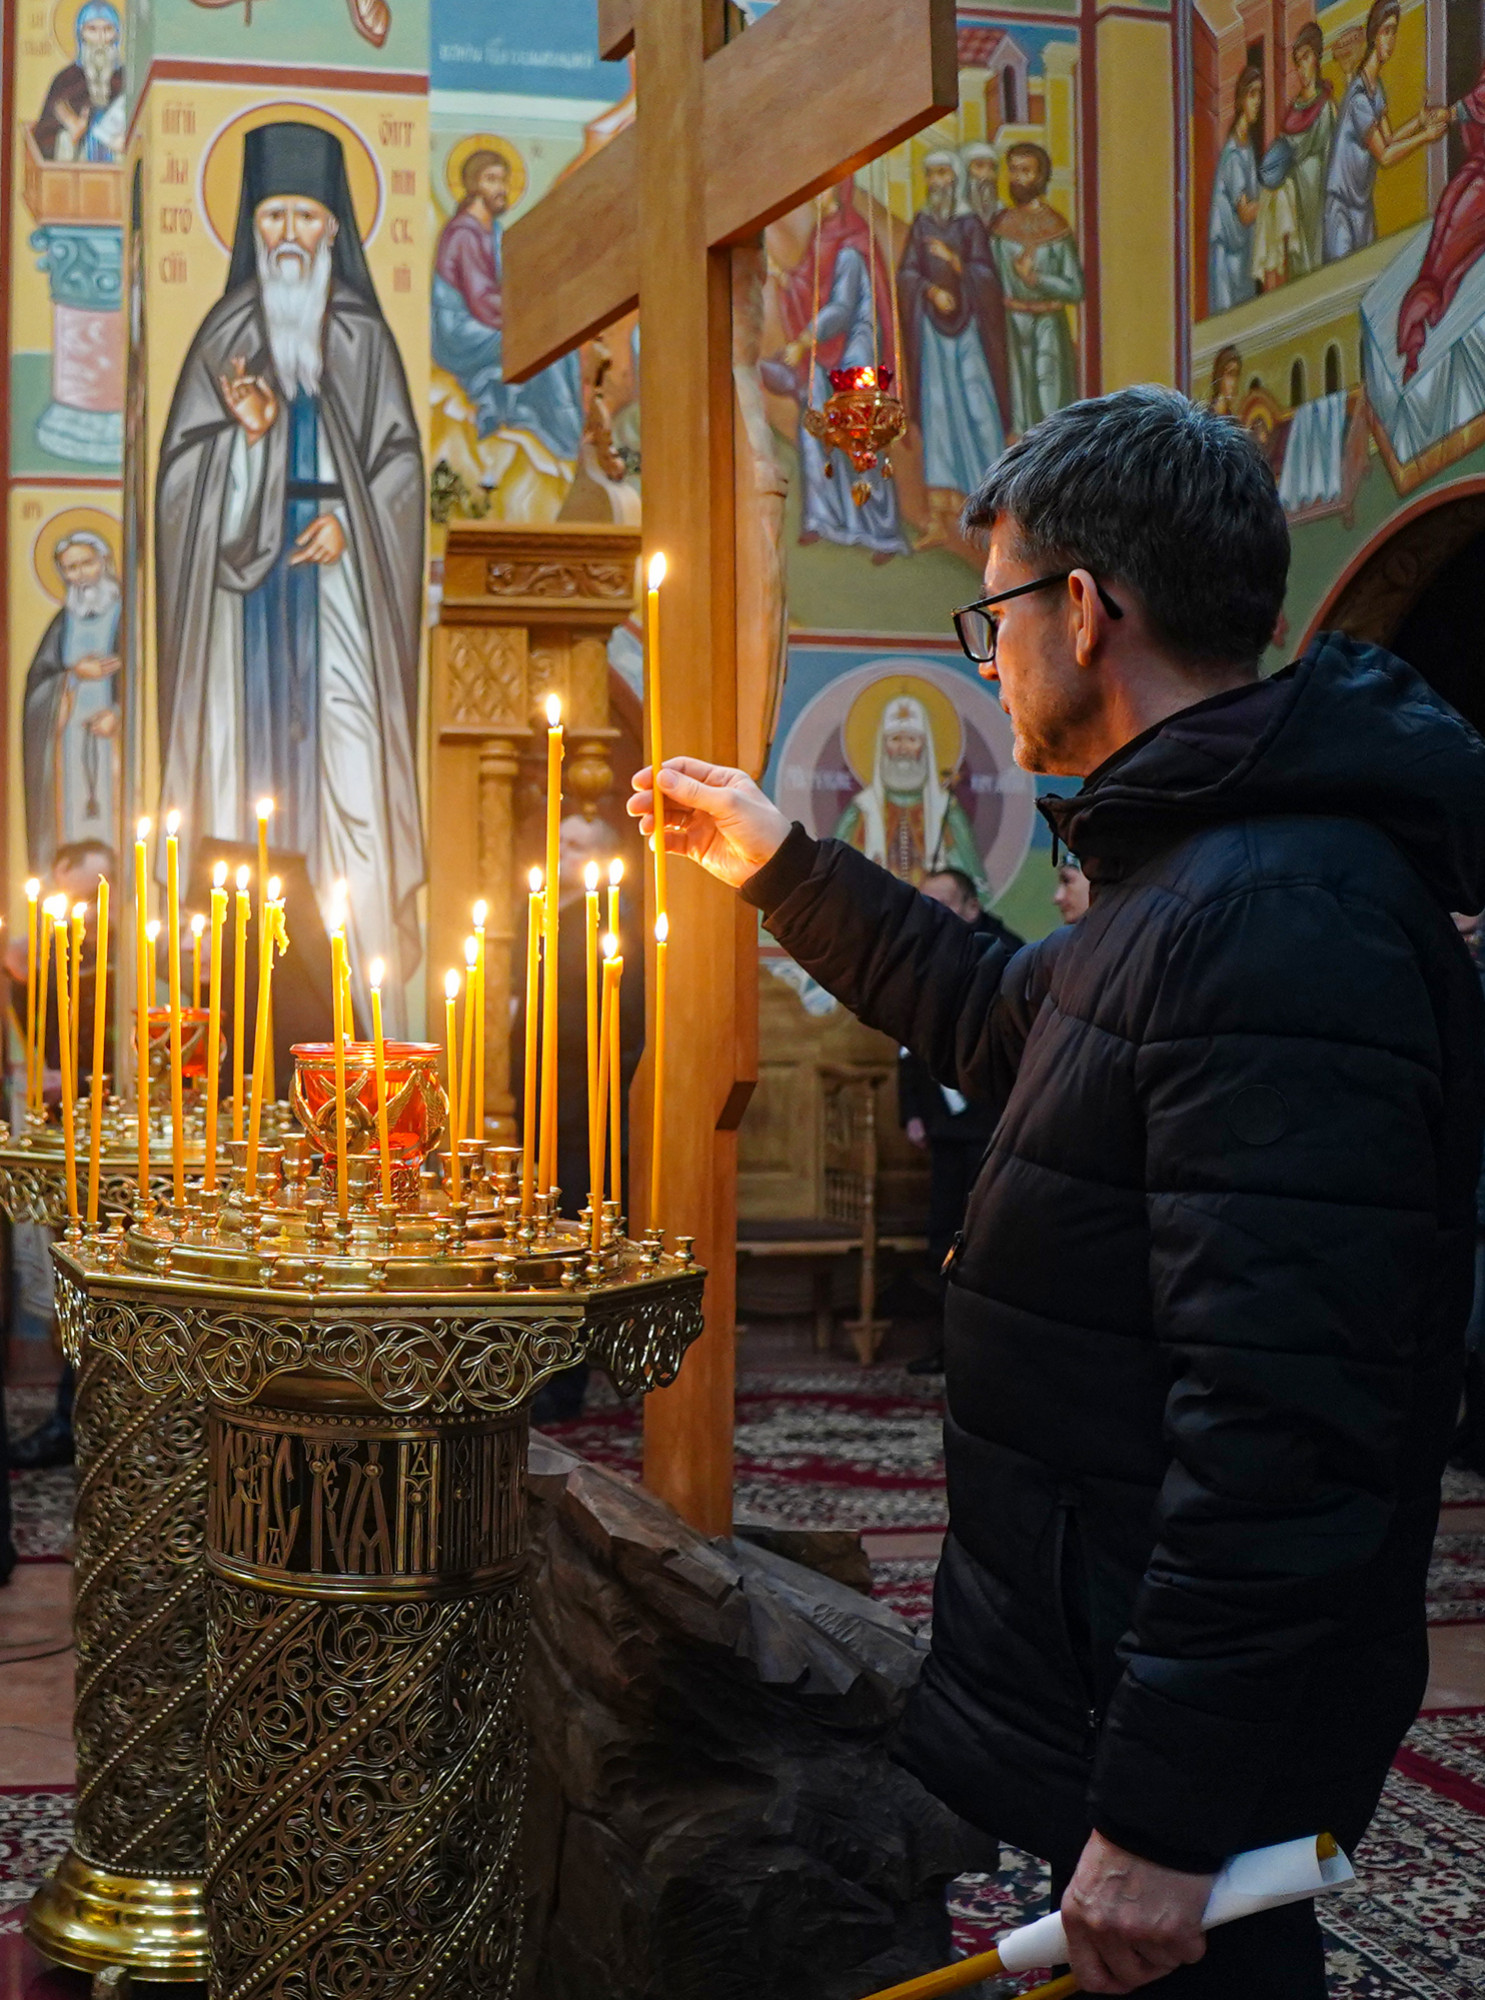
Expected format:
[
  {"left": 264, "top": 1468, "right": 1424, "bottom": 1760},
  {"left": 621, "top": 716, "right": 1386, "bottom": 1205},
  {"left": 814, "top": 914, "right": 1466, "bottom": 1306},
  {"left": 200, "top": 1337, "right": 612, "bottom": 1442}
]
[{"left": 1, "top": 1716, "right": 1483, "bottom": 1995}]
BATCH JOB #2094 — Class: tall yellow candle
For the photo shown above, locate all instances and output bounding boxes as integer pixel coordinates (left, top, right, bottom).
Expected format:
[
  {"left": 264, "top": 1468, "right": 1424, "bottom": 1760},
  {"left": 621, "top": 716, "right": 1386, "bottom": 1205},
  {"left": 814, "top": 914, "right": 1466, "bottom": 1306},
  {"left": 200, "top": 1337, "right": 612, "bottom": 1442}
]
[
  {"left": 645, "top": 552, "right": 668, "bottom": 924},
  {"left": 145, "top": 919, "right": 159, "bottom": 1009},
  {"left": 53, "top": 910, "right": 78, "bottom": 1225},
  {"left": 332, "top": 878, "right": 352, "bottom": 1036},
  {"left": 540, "top": 695, "right": 563, "bottom": 1194},
  {"left": 69, "top": 902, "right": 84, "bottom": 1087},
  {"left": 608, "top": 862, "right": 623, "bottom": 1210},
  {"left": 190, "top": 912, "right": 205, "bottom": 1011},
  {"left": 164, "top": 811, "right": 185, "bottom": 1206},
  {"left": 134, "top": 820, "right": 151, "bottom": 1202},
  {"left": 607, "top": 857, "right": 622, "bottom": 942},
  {"left": 472, "top": 898, "right": 488, "bottom": 1142},
  {"left": 24, "top": 878, "right": 39, "bottom": 1110},
  {"left": 36, "top": 901, "right": 54, "bottom": 1108},
  {"left": 444, "top": 968, "right": 462, "bottom": 1202},
  {"left": 256, "top": 799, "right": 275, "bottom": 1103},
  {"left": 651, "top": 913, "right": 668, "bottom": 1232},
  {"left": 609, "top": 945, "right": 623, "bottom": 1211},
  {"left": 522, "top": 870, "right": 542, "bottom": 1220},
  {"left": 584, "top": 862, "right": 600, "bottom": 1201},
  {"left": 460, "top": 933, "right": 478, "bottom": 1145},
  {"left": 87, "top": 875, "right": 109, "bottom": 1227},
  {"left": 369, "top": 958, "right": 392, "bottom": 1204},
  {"left": 331, "top": 927, "right": 349, "bottom": 1219},
  {"left": 245, "top": 882, "right": 284, "bottom": 1195},
  {"left": 593, "top": 936, "right": 619, "bottom": 1254},
  {"left": 205, "top": 863, "right": 227, "bottom": 1191},
  {"left": 232, "top": 866, "right": 250, "bottom": 1142}
]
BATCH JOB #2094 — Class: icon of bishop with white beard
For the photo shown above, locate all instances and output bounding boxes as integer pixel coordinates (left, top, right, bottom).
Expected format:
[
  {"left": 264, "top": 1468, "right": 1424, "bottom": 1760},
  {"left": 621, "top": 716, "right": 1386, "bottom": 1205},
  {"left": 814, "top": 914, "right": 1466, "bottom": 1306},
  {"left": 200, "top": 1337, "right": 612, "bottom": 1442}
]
[{"left": 156, "top": 121, "right": 424, "bottom": 1027}]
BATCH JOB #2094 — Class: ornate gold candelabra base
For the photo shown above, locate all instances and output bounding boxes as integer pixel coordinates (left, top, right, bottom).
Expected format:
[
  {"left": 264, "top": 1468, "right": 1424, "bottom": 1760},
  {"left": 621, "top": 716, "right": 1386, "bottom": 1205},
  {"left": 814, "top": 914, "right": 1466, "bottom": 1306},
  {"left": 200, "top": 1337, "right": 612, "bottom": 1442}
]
[
  {"left": 42, "top": 1129, "right": 704, "bottom": 1998},
  {"left": 25, "top": 1341, "right": 209, "bottom": 1981}
]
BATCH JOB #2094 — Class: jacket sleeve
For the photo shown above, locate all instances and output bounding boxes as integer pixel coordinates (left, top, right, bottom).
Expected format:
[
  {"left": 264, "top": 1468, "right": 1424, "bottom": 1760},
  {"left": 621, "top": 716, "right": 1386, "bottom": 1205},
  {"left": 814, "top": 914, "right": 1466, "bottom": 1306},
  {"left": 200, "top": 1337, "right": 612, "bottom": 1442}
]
[
  {"left": 1089, "top": 876, "right": 1452, "bottom": 1866},
  {"left": 743, "top": 826, "right": 1034, "bottom": 1107}
]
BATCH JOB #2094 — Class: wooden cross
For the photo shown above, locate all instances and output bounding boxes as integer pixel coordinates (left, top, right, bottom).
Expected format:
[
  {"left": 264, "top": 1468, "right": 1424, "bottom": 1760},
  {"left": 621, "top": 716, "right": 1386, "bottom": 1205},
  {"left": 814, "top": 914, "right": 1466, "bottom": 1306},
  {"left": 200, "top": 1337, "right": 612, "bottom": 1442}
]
[{"left": 505, "top": 0, "right": 956, "bottom": 1535}]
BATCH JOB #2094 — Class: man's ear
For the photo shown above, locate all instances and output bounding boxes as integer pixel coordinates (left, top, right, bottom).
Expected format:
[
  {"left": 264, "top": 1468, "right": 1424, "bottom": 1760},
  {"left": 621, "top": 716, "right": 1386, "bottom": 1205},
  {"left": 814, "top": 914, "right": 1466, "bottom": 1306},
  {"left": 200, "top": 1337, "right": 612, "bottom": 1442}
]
[{"left": 1069, "top": 568, "right": 1104, "bottom": 670}]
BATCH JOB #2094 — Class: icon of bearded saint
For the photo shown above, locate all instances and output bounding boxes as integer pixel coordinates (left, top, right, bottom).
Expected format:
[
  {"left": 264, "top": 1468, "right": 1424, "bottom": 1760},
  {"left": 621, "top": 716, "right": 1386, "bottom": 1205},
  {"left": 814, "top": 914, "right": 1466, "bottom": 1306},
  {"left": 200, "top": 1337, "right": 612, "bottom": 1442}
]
[
  {"left": 833, "top": 693, "right": 988, "bottom": 894},
  {"left": 155, "top": 122, "right": 424, "bottom": 1028}
]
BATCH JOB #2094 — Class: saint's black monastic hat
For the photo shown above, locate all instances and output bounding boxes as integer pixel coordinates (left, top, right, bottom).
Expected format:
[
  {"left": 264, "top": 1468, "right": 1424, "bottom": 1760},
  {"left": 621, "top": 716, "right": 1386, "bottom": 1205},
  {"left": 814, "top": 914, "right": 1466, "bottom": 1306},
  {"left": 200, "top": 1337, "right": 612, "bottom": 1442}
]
[{"left": 225, "top": 121, "right": 380, "bottom": 307}]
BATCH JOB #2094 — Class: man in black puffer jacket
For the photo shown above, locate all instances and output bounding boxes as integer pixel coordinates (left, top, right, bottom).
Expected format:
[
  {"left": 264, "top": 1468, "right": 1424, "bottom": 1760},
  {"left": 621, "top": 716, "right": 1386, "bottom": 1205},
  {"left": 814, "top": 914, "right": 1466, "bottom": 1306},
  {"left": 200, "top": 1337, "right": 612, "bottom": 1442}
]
[{"left": 630, "top": 388, "right": 1485, "bottom": 1997}]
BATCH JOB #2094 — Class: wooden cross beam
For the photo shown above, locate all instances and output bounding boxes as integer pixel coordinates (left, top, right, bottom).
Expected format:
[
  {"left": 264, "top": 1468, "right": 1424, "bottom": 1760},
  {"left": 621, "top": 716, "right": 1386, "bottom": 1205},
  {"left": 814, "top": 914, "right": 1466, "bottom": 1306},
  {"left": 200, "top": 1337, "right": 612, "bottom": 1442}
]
[{"left": 504, "top": 0, "right": 956, "bottom": 1536}]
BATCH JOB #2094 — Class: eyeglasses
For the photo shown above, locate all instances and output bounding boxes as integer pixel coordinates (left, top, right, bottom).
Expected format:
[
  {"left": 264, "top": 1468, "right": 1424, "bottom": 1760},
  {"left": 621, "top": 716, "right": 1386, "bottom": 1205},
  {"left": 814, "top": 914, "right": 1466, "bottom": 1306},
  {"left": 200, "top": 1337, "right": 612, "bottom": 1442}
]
[{"left": 952, "top": 571, "right": 1123, "bottom": 665}]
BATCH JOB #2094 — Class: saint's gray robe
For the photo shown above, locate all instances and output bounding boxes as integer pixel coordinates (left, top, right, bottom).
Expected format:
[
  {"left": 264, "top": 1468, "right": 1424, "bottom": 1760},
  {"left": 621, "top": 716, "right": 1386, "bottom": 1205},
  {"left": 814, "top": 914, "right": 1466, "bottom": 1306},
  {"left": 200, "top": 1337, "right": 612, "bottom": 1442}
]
[{"left": 156, "top": 278, "right": 425, "bottom": 988}]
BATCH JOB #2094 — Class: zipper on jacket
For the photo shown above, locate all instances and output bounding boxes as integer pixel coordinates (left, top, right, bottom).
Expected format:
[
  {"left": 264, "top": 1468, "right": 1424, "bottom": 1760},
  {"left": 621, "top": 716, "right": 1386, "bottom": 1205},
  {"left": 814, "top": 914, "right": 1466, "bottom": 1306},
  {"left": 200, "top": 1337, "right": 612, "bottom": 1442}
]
[{"left": 1054, "top": 1499, "right": 1101, "bottom": 1745}]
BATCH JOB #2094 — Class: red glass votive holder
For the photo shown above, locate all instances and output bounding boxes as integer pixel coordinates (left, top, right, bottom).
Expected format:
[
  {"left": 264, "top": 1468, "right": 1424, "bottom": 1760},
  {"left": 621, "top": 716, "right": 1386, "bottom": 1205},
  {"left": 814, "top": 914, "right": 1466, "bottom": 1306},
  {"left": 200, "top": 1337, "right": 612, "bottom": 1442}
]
[{"left": 290, "top": 1042, "right": 447, "bottom": 1196}]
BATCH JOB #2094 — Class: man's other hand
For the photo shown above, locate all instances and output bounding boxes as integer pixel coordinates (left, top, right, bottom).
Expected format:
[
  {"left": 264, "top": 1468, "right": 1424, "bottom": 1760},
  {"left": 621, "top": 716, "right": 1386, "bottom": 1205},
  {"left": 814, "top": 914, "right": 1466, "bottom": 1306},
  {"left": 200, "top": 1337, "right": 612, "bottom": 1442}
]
[
  {"left": 627, "top": 759, "right": 790, "bottom": 890},
  {"left": 1061, "top": 1832, "right": 1211, "bottom": 1993},
  {"left": 906, "top": 1117, "right": 928, "bottom": 1149}
]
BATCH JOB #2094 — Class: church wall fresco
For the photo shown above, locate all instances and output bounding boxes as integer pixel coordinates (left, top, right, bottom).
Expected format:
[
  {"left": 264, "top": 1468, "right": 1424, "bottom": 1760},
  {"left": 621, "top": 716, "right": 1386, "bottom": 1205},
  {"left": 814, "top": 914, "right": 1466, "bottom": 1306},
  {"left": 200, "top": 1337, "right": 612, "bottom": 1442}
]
[{"left": 5, "top": 0, "right": 128, "bottom": 919}]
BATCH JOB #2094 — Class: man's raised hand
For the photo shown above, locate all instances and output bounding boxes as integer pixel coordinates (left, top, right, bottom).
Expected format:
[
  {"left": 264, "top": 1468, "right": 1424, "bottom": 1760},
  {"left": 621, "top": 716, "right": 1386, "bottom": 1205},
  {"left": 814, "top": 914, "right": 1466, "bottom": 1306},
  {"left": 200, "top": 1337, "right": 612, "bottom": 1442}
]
[{"left": 627, "top": 759, "right": 790, "bottom": 891}]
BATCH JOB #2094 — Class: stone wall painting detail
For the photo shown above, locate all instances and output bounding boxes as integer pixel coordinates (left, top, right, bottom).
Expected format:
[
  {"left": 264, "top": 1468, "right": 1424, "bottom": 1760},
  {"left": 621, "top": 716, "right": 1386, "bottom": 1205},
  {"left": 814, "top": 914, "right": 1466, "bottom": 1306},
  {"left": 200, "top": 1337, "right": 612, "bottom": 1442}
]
[
  {"left": 155, "top": 111, "right": 425, "bottom": 1025},
  {"left": 429, "top": 133, "right": 585, "bottom": 524},
  {"left": 770, "top": 657, "right": 1034, "bottom": 901},
  {"left": 759, "top": 16, "right": 1082, "bottom": 571},
  {"left": 19, "top": 0, "right": 126, "bottom": 467},
  {"left": 22, "top": 506, "right": 124, "bottom": 875}
]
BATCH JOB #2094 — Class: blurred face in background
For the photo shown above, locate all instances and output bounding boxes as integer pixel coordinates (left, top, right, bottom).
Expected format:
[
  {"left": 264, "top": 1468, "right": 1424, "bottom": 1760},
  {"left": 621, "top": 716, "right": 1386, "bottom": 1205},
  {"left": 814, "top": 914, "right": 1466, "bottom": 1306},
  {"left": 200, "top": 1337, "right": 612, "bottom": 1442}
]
[{"left": 1054, "top": 861, "right": 1090, "bottom": 923}]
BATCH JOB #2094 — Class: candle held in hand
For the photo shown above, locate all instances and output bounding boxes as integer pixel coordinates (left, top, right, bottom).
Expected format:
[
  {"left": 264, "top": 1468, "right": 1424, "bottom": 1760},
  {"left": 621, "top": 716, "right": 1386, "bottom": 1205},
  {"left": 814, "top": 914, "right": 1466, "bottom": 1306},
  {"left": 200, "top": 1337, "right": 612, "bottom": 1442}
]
[
  {"left": 645, "top": 553, "right": 668, "bottom": 925},
  {"left": 369, "top": 958, "right": 392, "bottom": 1203},
  {"left": 87, "top": 876, "right": 109, "bottom": 1227}
]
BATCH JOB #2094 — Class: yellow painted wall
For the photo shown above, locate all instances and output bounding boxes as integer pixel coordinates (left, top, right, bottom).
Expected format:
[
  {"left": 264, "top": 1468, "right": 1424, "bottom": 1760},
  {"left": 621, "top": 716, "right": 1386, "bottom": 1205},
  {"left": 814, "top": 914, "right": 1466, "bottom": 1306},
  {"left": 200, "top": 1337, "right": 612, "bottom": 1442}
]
[{"left": 1097, "top": 12, "right": 1176, "bottom": 389}]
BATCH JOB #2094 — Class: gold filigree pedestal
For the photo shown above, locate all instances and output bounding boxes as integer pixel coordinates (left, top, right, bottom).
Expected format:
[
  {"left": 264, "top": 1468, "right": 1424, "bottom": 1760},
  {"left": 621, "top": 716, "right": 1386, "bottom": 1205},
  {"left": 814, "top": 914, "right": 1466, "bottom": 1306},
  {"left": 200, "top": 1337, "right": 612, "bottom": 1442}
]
[{"left": 40, "top": 1140, "right": 703, "bottom": 1998}]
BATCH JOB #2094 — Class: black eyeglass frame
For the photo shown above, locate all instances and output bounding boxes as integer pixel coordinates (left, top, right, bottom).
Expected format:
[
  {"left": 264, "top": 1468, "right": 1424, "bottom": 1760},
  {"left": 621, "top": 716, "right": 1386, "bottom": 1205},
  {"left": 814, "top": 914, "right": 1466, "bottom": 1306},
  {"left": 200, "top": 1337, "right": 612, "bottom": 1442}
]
[{"left": 952, "top": 570, "right": 1124, "bottom": 664}]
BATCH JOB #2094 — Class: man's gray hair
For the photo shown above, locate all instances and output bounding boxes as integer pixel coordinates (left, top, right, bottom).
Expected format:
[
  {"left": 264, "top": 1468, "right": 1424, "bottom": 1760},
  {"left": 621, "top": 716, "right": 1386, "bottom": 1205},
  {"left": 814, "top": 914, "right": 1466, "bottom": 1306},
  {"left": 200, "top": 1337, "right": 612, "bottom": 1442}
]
[{"left": 962, "top": 385, "right": 1290, "bottom": 668}]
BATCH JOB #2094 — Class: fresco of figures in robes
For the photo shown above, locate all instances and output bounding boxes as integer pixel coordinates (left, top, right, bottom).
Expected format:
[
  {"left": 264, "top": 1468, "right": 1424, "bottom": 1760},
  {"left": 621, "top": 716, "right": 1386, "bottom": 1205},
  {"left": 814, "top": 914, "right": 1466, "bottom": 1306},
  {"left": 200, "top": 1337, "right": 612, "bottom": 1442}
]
[{"left": 1192, "top": 0, "right": 1485, "bottom": 511}]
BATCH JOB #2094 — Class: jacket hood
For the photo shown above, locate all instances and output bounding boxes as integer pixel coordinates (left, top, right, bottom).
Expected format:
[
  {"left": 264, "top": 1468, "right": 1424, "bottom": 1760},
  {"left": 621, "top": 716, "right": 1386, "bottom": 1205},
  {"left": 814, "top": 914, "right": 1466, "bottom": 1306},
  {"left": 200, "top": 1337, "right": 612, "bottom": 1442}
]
[{"left": 1041, "top": 632, "right": 1485, "bottom": 912}]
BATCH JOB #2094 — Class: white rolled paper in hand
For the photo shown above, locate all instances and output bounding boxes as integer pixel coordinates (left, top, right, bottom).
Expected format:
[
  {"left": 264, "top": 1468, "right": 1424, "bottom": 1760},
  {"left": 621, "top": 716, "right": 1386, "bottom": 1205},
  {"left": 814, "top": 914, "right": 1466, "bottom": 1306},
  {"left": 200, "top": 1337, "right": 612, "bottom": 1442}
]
[{"left": 995, "top": 1833, "right": 1356, "bottom": 1977}]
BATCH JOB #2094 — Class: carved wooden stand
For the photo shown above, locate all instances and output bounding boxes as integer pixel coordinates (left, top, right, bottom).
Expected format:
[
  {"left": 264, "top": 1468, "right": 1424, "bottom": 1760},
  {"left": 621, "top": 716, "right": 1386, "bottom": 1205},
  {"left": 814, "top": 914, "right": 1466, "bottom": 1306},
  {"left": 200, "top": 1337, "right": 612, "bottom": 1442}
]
[{"left": 431, "top": 522, "right": 639, "bottom": 1140}]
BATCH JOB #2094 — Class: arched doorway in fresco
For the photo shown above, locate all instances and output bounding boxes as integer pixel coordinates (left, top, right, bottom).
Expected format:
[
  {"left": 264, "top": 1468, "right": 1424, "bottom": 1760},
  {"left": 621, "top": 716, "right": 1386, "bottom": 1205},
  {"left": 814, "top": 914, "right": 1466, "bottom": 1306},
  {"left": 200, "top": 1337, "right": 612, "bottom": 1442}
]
[{"left": 1311, "top": 485, "right": 1485, "bottom": 733}]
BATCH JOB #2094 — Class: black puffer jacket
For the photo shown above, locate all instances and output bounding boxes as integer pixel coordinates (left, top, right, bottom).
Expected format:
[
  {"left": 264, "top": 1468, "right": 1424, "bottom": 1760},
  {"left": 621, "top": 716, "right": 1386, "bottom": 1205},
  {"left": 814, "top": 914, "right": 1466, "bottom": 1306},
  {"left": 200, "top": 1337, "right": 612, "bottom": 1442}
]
[{"left": 744, "top": 635, "right": 1485, "bottom": 1873}]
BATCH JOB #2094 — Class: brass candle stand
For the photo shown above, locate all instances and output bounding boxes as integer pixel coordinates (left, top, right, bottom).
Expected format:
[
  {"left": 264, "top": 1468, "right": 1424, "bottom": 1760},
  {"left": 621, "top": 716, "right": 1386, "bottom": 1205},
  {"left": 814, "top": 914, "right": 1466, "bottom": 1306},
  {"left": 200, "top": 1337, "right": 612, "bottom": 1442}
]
[{"left": 29, "top": 1117, "right": 704, "bottom": 1996}]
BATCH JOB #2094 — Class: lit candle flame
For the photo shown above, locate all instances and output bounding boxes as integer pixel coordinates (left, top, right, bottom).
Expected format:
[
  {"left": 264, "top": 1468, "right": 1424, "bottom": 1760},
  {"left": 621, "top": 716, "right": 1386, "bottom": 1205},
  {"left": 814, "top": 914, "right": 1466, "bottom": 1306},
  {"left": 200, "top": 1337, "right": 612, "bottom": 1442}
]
[
  {"left": 72, "top": 901, "right": 87, "bottom": 923},
  {"left": 145, "top": 918, "right": 161, "bottom": 942},
  {"left": 266, "top": 875, "right": 281, "bottom": 902},
  {"left": 235, "top": 864, "right": 250, "bottom": 892},
  {"left": 256, "top": 798, "right": 274, "bottom": 822},
  {"left": 647, "top": 551, "right": 667, "bottom": 589},
  {"left": 545, "top": 693, "right": 562, "bottom": 728},
  {"left": 464, "top": 934, "right": 479, "bottom": 969},
  {"left": 368, "top": 957, "right": 385, "bottom": 991},
  {"left": 46, "top": 895, "right": 67, "bottom": 921},
  {"left": 213, "top": 860, "right": 228, "bottom": 890},
  {"left": 529, "top": 866, "right": 543, "bottom": 894},
  {"left": 655, "top": 913, "right": 669, "bottom": 943},
  {"left": 608, "top": 858, "right": 623, "bottom": 886},
  {"left": 584, "top": 861, "right": 600, "bottom": 892},
  {"left": 602, "top": 932, "right": 618, "bottom": 960},
  {"left": 25, "top": 878, "right": 39, "bottom": 901},
  {"left": 165, "top": 809, "right": 180, "bottom": 836},
  {"left": 136, "top": 817, "right": 151, "bottom": 842},
  {"left": 334, "top": 876, "right": 348, "bottom": 903},
  {"left": 190, "top": 912, "right": 205, "bottom": 939},
  {"left": 444, "top": 968, "right": 461, "bottom": 1002},
  {"left": 472, "top": 898, "right": 488, "bottom": 927}
]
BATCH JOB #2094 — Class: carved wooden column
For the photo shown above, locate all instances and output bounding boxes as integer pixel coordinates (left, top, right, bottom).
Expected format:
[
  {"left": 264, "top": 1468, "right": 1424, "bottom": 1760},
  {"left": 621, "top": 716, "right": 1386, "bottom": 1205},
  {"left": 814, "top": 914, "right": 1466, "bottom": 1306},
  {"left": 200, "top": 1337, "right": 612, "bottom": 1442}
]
[{"left": 433, "top": 523, "right": 640, "bottom": 1139}]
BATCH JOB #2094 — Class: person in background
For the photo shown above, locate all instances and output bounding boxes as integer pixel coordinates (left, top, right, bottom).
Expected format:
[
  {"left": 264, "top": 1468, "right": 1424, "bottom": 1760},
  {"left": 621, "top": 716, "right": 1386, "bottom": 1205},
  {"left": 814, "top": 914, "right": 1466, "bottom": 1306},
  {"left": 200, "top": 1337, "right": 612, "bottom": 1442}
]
[
  {"left": 1454, "top": 909, "right": 1485, "bottom": 1474},
  {"left": 1053, "top": 856, "right": 1089, "bottom": 923},
  {"left": 899, "top": 868, "right": 1022, "bottom": 1375}
]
